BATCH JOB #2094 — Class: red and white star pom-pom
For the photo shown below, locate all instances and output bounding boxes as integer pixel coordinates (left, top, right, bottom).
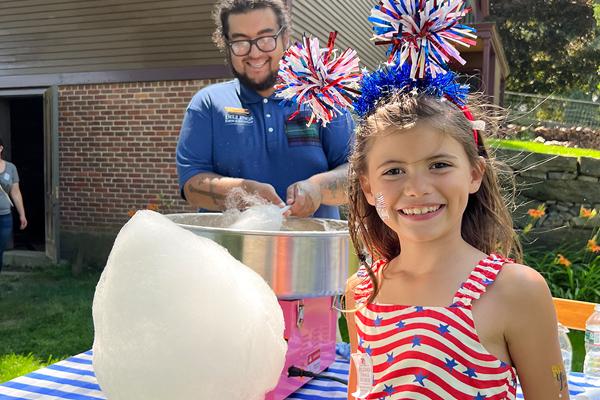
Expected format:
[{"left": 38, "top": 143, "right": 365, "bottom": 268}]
[
  {"left": 369, "top": 0, "right": 477, "bottom": 79},
  {"left": 275, "top": 32, "right": 361, "bottom": 126}
]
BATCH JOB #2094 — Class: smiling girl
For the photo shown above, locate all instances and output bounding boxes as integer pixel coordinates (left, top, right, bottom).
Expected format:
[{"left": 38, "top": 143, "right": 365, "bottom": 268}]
[{"left": 344, "top": 93, "right": 568, "bottom": 399}]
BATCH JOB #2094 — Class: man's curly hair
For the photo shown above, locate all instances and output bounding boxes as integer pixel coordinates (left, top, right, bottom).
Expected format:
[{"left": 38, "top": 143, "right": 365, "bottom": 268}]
[{"left": 212, "top": 0, "right": 290, "bottom": 51}]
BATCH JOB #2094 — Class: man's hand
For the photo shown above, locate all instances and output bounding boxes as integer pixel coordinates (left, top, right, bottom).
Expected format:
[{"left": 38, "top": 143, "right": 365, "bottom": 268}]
[
  {"left": 184, "top": 173, "right": 286, "bottom": 210},
  {"left": 285, "top": 180, "right": 322, "bottom": 217},
  {"left": 241, "top": 180, "right": 286, "bottom": 208}
]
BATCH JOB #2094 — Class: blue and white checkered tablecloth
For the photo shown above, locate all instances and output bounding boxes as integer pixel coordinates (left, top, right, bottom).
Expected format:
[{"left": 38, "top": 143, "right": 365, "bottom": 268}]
[{"left": 0, "top": 346, "right": 597, "bottom": 399}]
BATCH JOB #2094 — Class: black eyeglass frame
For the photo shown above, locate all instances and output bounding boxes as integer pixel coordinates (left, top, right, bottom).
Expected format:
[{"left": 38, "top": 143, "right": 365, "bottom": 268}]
[{"left": 226, "top": 26, "right": 286, "bottom": 56}]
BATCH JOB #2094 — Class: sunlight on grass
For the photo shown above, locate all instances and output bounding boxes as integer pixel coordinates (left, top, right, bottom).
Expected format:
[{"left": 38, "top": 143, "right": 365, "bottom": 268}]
[
  {"left": 0, "top": 353, "right": 59, "bottom": 382},
  {"left": 489, "top": 139, "right": 600, "bottom": 159},
  {"left": 0, "top": 265, "right": 101, "bottom": 383}
]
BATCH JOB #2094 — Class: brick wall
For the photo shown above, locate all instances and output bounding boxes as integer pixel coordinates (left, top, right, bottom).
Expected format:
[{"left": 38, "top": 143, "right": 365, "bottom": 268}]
[{"left": 59, "top": 80, "right": 218, "bottom": 232}]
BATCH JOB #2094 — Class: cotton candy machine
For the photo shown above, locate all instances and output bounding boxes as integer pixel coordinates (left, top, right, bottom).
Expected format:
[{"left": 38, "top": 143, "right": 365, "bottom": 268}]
[{"left": 166, "top": 213, "right": 349, "bottom": 399}]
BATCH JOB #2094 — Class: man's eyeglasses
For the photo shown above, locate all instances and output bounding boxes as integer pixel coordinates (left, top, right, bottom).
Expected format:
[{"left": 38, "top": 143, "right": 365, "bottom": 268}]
[{"left": 227, "top": 26, "right": 285, "bottom": 57}]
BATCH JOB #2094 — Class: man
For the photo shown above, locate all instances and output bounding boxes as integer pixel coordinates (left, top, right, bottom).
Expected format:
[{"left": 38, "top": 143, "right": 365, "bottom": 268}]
[{"left": 176, "top": 0, "right": 355, "bottom": 218}]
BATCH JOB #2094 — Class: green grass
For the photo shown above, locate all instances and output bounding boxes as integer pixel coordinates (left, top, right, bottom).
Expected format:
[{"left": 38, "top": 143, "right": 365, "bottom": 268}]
[
  {"left": 489, "top": 138, "right": 600, "bottom": 159},
  {"left": 0, "top": 265, "right": 101, "bottom": 383}
]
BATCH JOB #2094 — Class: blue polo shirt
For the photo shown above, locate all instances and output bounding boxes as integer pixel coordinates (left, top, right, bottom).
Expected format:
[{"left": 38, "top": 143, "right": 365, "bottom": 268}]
[{"left": 176, "top": 79, "right": 355, "bottom": 219}]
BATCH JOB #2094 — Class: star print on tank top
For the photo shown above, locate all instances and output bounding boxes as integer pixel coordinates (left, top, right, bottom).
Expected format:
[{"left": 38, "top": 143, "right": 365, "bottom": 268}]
[{"left": 353, "top": 254, "right": 517, "bottom": 400}]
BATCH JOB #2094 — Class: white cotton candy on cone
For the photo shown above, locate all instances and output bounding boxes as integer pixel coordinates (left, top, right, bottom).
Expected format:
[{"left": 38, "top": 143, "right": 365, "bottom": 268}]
[{"left": 92, "top": 210, "right": 287, "bottom": 400}]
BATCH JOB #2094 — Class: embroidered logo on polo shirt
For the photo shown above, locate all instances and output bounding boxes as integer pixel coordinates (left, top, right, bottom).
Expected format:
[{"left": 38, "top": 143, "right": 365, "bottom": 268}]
[{"left": 224, "top": 107, "right": 254, "bottom": 125}]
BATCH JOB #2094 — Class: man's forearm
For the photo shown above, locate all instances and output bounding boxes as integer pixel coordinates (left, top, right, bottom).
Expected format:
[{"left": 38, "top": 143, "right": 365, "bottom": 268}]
[
  {"left": 308, "top": 164, "right": 349, "bottom": 206},
  {"left": 183, "top": 173, "right": 245, "bottom": 210}
]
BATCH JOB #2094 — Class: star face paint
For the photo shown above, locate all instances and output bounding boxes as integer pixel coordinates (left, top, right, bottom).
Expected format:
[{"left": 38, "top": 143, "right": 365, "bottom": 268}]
[{"left": 375, "top": 192, "right": 389, "bottom": 221}]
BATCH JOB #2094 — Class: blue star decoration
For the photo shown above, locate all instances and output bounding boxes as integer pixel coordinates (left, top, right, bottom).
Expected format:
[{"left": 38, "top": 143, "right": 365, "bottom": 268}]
[
  {"left": 359, "top": 336, "right": 364, "bottom": 347},
  {"left": 413, "top": 372, "right": 428, "bottom": 386},
  {"left": 383, "top": 384, "right": 395, "bottom": 396},
  {"left": 365, "top": 345, "right": 373, "bottom": 356},
  {"left": 500, "top": 361, "right": 507, "bottom": 368},
  {"left": 396, "top": 320, "right": 405, "bottom": 329},
  {"left": 474, "top": 393, "right": 487, "bottom": 400},
  {"left": 482, "top": 278, "right": 494, "bottom": 286},
  {"left": 464, "top": 367, "right": 478, "bottom": 378},
  {"left": 374, "top": 315, "right": 383, "bottom": 326},
  {"left": 415, "top": 306, "right": 424, "bottom": 312},
  {"left": 412, "top": 335, "right": 422, "bottom": 347},
  {"left": 386, "top": 352, "right": 394, "bottom": 364},
  {"left": 438, "top": 324, "right": 450, "bottom": 335},
  {"left": 444, "top": 358, "right": 458, "bottom": 371}
]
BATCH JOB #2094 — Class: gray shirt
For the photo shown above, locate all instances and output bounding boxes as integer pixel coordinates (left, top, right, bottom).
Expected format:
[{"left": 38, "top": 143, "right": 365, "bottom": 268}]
[{"left": 0, "top": 161, "right": 19, "bottom": 215}]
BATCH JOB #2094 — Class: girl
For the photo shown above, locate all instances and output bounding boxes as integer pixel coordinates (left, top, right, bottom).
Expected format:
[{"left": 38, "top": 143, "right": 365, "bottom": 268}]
[{"left": 345, "top": 93, "right": 568, "bottom": 399}]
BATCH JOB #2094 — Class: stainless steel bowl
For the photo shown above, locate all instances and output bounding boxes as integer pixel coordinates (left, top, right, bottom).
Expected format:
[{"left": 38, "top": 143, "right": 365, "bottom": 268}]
[{"left": 165, "top": 213, "right": 349, "bottom": 299}]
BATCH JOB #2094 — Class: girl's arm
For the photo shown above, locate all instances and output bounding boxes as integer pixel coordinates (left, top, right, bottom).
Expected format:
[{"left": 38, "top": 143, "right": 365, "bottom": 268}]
[
  {"left": 345, "top": 276, "right": 359, "bottom": 400},
  {"left": 503, "top": 264, "right": 569, "bottom": 399},
  {"left": 10, "top": 182, "right": 27, "bottom": 230}
]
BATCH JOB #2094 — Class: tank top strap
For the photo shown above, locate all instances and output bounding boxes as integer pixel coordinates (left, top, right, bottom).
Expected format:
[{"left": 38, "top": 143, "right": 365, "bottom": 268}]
[
  {"left": 451, "top": 254, "right": 512, "bottom": 308},
  {"left": 353, "top": 259, "right": 387, "bottom": 304}
]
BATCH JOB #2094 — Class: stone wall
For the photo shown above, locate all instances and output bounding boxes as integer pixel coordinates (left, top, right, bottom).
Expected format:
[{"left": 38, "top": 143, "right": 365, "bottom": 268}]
[{"left": 494, "top": 148, "right": 600, "bottom": 248}]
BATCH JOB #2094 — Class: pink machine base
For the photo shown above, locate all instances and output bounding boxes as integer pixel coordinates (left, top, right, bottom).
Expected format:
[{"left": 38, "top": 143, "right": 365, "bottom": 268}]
[{"left": 265, "top": 297, "right": 338, "bottom": 400}]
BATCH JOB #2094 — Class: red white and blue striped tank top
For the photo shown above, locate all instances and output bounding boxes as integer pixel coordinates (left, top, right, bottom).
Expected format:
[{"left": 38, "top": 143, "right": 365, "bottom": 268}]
[{"left": 353, "top": 254, "right": 517, "bottom": 400}]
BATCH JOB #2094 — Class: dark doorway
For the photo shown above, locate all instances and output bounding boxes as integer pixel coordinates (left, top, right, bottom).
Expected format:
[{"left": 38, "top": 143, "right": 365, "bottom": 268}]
[{"left": 7, "top": 97, "right": 45, "bottom": 251}]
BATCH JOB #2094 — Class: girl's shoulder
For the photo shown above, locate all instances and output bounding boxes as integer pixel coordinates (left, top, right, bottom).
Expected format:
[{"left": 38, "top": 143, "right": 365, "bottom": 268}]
[
  {"left": 345, "top": 259, "right": 387, "bottom": 303},
  {"left": 492, "top": 261, "right": 553, "bottom": 307}
]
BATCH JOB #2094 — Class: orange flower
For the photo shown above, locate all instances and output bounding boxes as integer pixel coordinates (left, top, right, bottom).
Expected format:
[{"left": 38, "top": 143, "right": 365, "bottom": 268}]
[
  {"left": 580, "top": 207, "right": 598, "bottom": 219},
  {"left": 127, "top": 209, "right": 137, "bottom": 218},
  {"left": 554, "top": 254, "right": 572, "bottom": 268},
  {"left": 146, "top": 203, "right": 160, "bottom": 211},
  {"left": 588, "top": 239, "right": 600, "bottom": 253},
  {"left": 527, "top": 208, "right": 545, "bottom": 219}
]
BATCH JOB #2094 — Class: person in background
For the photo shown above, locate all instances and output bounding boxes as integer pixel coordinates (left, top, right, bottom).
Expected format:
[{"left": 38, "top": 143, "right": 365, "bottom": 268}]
[
  {"left": 0, "top": 138, "right": 27, "bottom": 272},
  {"left": 176, "top": 0, "right": 355, "bottom": 218}
]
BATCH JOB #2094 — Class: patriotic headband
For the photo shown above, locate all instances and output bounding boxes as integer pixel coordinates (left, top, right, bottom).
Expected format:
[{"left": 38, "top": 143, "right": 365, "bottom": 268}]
[{"left": 275, "top": 0, "right": 481, "bottom": 143}]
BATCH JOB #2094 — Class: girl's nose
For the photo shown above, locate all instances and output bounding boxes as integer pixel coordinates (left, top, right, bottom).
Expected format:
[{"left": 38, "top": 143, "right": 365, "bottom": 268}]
[{"left": 402, "top": 173, "right": 431, "bottom": 197}]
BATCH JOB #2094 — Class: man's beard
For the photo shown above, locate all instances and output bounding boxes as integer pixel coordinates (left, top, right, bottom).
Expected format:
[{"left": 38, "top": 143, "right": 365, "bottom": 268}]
[{"left": 231, "top": 65, "right": 278, "bottom": 92}]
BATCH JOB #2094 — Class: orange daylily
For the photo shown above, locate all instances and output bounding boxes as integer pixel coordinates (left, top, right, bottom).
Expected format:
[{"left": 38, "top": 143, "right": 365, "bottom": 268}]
[
  {"left": 127, "top": 209, "right": 137, "bottom": 218},
  {"left": 146, "top": 203, "right": 160, "bottom": 211},
  {"left": 554, "top": 254, "right": 572, "bottom": 268},
  {"left": 580, "top": 207, "right": 598, "bottom": 219},
  {"left": 527, "top": 208, "right": 545, "bottom": 219},
  {"left": 587, "top": 239, "right": 600, "bottom": 253}
]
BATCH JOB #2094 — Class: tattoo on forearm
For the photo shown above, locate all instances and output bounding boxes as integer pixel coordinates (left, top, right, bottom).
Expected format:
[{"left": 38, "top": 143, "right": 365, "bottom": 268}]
[
  {"left": 189, "top": 178, "right": 226, "bottom": 207},
  {"left": 322, "top": 176, "right": 347, "bottom": 199}
]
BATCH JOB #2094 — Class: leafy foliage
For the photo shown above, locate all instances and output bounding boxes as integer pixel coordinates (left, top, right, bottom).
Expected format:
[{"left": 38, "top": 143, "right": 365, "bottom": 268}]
[{"left": 490, "top": 0, "right": 600, "bottom": 97}]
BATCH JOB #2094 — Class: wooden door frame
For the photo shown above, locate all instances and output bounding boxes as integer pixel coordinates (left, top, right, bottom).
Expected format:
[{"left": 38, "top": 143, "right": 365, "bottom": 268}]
[{"left": 0, "top": 87, "right": 59, "bottom": 262}]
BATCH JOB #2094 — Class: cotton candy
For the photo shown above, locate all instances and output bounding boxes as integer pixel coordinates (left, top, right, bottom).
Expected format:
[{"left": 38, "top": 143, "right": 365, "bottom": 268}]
[{"left": 92, "top": 210, "right": 287, "bottom": 400}]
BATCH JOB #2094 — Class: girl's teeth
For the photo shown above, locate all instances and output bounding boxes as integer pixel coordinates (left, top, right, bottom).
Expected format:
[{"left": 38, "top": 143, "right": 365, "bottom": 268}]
[{"left": 401, "top": 206, "right": 441, "bottom": 215}]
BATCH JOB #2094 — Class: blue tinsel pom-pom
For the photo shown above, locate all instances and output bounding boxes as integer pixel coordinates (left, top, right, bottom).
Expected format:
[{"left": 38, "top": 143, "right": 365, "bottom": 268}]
[{"left": 353, "top": 63, "right": 470, "bottom": 118}]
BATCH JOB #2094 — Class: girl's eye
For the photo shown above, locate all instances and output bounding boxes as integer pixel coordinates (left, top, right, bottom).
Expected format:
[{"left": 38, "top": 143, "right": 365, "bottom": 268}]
[
  {"left": 383, "top": 168, "right": 402, "bottom": 176},
  {"left": 431, "top": 162, "right": 451, "bottom": 169}
]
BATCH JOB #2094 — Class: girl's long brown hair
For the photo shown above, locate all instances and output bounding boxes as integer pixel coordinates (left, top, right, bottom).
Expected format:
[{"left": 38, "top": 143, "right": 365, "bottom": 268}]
[{"left": 347, "top": 93, "right": 522, "bottom": 304}]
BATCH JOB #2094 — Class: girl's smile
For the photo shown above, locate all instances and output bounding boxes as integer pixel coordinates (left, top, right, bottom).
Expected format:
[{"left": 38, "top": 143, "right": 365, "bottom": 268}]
[{"left": 398, "top": 203, "right": 445, "bottom": 219}]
